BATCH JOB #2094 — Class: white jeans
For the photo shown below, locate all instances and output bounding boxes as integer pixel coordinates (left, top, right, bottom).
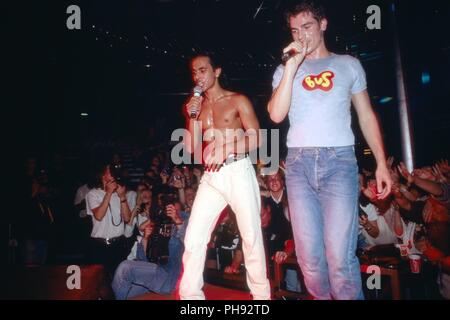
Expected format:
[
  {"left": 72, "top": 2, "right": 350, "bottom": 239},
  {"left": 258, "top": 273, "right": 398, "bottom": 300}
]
[{"left": 179, "top": 157, "right": 271, "bottom": 300}]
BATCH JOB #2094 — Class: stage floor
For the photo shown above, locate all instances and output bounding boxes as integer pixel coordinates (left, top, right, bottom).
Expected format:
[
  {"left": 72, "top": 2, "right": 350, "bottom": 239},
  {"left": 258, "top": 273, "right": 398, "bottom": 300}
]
[{"left": 131, "top": 283, "right": 252, "bottom": 300}]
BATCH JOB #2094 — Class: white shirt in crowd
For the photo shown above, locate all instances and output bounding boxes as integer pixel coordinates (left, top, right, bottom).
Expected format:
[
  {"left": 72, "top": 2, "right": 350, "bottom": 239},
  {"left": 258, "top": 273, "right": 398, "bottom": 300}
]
[
  {"left": 360, "top": 203, "right": 399, "bottom": 246},
  {"left": 74, "top": 184, "right": 91, "bottom": 218},
  {"left": 399, "top": 221, "right": 421, "bottom": 255},
  {"left": 86, "top": 188, "right": 136, "bottom": 239},
  {"left": 125, "top": 212, "right": 149, "bottom": 260}
]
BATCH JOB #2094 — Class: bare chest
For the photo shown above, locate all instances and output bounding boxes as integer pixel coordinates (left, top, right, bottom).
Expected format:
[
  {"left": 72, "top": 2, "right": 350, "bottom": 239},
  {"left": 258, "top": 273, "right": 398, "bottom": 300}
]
[{"left": 198, "top": 99, "right": 241, "bottom": 130}]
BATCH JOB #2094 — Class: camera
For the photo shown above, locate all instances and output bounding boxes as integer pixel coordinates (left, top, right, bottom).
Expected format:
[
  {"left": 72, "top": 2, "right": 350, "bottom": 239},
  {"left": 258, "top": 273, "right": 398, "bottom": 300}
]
[
  {"left": 162, "top": 194, "right": 177, "bottom": 208},
  {"left": 358, "top": 208, "right": 368, "bottom": 218},
  {"left": 110, "top": 164, "right": 126, "bottom": 186},
  {"left": 137, "top": 202, "right": 147, "bottom": 214}
]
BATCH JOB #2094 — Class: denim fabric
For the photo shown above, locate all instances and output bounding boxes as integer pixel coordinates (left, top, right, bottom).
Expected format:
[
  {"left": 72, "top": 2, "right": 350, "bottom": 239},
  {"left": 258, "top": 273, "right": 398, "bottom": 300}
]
[
  {"left": 285, "top": 146, "right": 363, "bottom": 300},
  {"left": 112, "top": 220, "right": 187, "bottom": 299}
]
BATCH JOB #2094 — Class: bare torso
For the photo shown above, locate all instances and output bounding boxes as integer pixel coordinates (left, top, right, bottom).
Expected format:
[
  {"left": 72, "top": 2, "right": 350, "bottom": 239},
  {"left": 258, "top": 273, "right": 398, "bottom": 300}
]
[{"left": 197, "top": 90, "right": 245, "bottom": 148}]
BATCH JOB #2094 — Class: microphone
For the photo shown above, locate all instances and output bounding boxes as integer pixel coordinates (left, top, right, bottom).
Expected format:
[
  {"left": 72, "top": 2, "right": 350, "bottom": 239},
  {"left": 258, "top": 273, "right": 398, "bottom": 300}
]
[
  {"left": 281, "top": 49, "right": 298, "bottom": 63},
  {"left": 190, "top": 85, "right": 203, "bottom": 119}
]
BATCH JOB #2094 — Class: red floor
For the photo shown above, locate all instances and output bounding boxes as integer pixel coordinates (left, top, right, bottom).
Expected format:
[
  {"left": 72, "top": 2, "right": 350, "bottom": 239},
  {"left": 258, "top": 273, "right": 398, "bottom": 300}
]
[{"left": 131, "top": 283, "right": 252, "bottom": 300}]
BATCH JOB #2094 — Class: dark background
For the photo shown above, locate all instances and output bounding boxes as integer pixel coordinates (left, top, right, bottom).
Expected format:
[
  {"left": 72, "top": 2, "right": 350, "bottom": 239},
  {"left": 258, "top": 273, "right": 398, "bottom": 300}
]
[{"left": 6, "top": 0, "right": 450, "bottom": 168}]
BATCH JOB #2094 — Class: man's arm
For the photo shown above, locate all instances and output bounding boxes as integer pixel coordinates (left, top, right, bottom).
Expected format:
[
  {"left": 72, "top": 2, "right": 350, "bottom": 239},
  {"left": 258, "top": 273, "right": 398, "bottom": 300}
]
[
  {"left": 413, "top": 177, "right": 444, "bottom": 197},
  {"left": 352, "top": 90, "right": 392, "bottom": 199},
  {"left": 360, "top": 214, "right": 380, "bottom": 238},
  {"left": 91, "top": 192, "right": 113, "bottom": 222},
  {"left": 267, "top": 41, "right": 306, "bottom": 123},
  {"left": 267, "top": 70, "right": 296, "bottom": 123},
  {"left": 184, "top": 117, "right": 202, "bottom": 155},
  {"left": 117, "top": 187, "right": 132, "bottom": 223},
  {"left": 183, "top": 96, "right": 203, "bottom": 158},
  {"left": 121, "top": 204, "right": 132, "bottom": 223},
  {"left": 398, "top": 162, "right": 444, "bottom": 197}
]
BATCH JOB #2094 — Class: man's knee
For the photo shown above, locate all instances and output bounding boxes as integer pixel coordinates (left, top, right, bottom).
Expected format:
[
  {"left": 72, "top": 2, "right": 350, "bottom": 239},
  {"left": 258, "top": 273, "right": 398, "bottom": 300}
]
[{"left": 114, "top": 260, "right": 134, "bottom": 279}]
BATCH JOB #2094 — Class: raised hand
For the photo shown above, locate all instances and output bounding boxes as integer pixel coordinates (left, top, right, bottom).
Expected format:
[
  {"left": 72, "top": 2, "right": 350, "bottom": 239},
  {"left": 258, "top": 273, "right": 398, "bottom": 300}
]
[
  {"left": 397, "top": 162, "right": 414, "bottom": 185},
  {"left": 437, "top": 159, "right": 450, "bottom": 174},
  {"left": 185, "top": 95, "right": 203, "bottom": 120},
  {"left": 432, "top": 164, "right": 448, "bottom": 183}
]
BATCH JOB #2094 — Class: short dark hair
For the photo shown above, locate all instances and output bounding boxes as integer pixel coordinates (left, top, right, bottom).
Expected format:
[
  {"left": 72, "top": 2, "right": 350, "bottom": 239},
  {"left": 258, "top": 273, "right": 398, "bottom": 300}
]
[
  {"left": 189, "top": 50, "right": 221, "bottom": 71},
  {"left": 90, "top": 162, "right": 109, "bottom": 189},
  {"left": 188, "top": 50, "right": 229, "bottom": 88},
  {"left": 285, "top": 0, "right": 327, "bottom": 26}
]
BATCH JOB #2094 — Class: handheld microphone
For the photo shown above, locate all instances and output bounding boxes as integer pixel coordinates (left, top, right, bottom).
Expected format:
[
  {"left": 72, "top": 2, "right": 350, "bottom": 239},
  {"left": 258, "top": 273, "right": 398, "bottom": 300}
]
[{"left": 190, "top": 85, "right": 203, "bottom": 119}]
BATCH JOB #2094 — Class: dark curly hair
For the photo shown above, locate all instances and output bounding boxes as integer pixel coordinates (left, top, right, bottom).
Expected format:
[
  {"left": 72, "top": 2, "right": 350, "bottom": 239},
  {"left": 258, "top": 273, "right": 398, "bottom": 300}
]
[{"left": 187, "top": 50, "right": 229, "bottom": 89}]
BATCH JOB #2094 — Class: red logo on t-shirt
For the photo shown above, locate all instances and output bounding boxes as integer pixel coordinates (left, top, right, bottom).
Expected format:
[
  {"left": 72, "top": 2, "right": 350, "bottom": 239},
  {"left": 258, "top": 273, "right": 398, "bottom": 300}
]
[{"left": 302, "top": 71, "right": 335, "bottom": 91}]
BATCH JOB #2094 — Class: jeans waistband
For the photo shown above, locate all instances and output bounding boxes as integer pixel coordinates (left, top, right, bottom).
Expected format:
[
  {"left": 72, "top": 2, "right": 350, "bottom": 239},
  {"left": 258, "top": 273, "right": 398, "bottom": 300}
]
[
  {"left": 288, "top": 146, "right": 355, "bottom": 154},
  {"left": 288, "top": 146, "right": 354, "bottom": 151}
]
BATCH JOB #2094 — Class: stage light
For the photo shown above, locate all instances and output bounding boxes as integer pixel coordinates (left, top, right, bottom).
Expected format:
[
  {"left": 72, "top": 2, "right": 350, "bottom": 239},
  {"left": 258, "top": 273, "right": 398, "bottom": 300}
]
[
  {"left": 379, "top": 97, "right": 393, "bottom": 104},
  {"left": 421, "top": 71, "right": 431, "bottom": 85},
  {"left": 80, "top": 113, "right": 88, "bottom": 117}
]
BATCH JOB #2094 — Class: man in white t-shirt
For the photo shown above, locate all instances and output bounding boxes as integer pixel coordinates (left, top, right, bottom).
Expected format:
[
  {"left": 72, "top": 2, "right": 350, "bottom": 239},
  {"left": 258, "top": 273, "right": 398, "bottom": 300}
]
[{"left": 86, "top": 164, "right": 136, "bottom": 275}]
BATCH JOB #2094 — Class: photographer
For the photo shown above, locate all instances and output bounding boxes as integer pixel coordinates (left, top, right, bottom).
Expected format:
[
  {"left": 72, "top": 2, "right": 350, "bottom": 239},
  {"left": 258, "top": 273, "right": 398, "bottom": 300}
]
[
  {"left": 112, "top": 202, "right": 189, "bottom": 299},
  {"left": 86, "top": 163, "right": 136, "bottom": 275},
  {"left": 147, "top": 192, "right": 181, "bottom": 264},
  {"left": 124, "top": 189, "right": 152, "bottom": 260}
]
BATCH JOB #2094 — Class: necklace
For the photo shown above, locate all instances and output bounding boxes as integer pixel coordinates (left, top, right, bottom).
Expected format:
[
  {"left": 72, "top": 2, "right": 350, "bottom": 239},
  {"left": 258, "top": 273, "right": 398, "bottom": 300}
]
[{"left": 205, "top": 93, "right": 226, "bottom": 104}]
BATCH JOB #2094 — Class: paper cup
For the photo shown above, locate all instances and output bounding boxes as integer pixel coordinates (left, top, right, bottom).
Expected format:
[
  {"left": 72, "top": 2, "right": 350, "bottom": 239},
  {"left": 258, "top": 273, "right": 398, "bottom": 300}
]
[{"left": 409, "top": 254, "right": 422, "bottom": 274}]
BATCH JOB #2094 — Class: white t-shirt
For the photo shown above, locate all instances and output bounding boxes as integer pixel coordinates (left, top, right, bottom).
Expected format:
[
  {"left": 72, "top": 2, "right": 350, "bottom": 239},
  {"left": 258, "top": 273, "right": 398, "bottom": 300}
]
[
  {"left": 360, "top": 204, "right": 399, "bottom": 246},
  {"left": 125, "top": 213, "right": 149, "bottom": 260},
  {"left": 360, "top": 203, "right": 379, "bottom": 221},
  {"left": 86, "top": 189, "right": 137, "bottom": 239},
  {"left": 272, "top": 53, "right": 367, "bottom": 148},
  {"left": 74, "top": 184, "right": 91, "bottom": 218},
  {"left": 399, "top": 221, "right": 421, "bottom": 255}
]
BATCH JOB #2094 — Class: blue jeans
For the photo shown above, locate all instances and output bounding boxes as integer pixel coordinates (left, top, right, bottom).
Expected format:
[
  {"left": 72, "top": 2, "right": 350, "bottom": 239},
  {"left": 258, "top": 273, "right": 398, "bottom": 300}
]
[
  {"left": 285, "top": 269, "right": 302, "bottom": 293},
  {"left": 112, "top": 260, "right": 161, "bottom": 300},
  {"left": 285, "top": 146, "right": 363, "bottom": 300}
]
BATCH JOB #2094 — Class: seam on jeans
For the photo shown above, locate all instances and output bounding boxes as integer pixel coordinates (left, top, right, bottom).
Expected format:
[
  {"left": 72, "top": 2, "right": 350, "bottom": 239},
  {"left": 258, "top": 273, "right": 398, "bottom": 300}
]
[
  {"left": 346, "top": 185, "right": 360, "bottom": 297},
  {"left": 128, "top": 282, "right": 151, "bottom": 298},
  {"left": 315, "top": 151, "right": 320, "bottom": 191}
]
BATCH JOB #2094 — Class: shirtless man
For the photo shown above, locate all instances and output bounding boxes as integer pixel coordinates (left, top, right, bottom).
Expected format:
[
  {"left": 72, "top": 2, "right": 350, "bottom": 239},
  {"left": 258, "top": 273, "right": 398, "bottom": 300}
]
[{"left": 178, "top": 53, "right": 271, "bottom": 300}]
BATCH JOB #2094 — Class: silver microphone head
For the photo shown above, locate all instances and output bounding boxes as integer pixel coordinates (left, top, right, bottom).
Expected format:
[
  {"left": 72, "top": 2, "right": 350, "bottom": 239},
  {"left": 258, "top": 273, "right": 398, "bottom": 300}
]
[
  {"left": 193, "top": 85, "right": 203, "bottom": 97},
  {"left": 190, "top": 86, "right": 203, "bottom": 118}
]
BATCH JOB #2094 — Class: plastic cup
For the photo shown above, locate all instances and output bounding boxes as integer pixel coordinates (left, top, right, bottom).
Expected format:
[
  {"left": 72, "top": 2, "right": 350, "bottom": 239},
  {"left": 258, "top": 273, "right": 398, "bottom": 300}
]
[{"left": 409, "top": 254, "right": 422, "bottom": 274}]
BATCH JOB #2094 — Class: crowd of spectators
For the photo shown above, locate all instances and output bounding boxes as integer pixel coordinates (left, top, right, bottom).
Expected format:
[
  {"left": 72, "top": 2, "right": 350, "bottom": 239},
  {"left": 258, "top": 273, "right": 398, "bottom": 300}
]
[{"left": 9, "top": 138, "right": 450, "bottom": 300}]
